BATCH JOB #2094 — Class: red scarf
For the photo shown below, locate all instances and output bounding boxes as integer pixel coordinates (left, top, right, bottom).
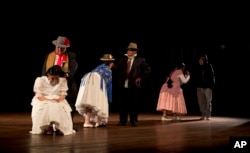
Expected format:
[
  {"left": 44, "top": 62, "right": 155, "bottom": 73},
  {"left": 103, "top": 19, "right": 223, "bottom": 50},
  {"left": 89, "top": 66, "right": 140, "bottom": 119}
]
[{"left": 55, "top": 54, "right": 67, "bottom": 67}]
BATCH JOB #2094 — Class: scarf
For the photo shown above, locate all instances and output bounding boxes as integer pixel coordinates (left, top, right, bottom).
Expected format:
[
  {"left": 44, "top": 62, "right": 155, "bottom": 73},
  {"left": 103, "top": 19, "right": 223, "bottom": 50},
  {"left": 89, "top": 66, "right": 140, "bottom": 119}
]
[{"left": 46, "top": 51, "right": 69, "bottom": 71}]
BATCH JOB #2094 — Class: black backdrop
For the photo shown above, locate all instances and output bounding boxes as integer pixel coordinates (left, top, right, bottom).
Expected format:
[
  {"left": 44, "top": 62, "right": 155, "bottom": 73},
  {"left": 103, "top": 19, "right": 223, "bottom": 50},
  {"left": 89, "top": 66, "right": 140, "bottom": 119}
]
[{"left": 2, "top": 3, "right": 250, "bottom": 117}]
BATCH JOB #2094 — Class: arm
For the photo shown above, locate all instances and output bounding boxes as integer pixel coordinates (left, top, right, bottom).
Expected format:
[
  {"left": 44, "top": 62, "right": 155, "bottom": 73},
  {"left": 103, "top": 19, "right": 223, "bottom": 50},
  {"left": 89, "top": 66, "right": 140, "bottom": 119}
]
[
  {"left": 178, "top": 73, "right": 190, "bottom": 84},
  {"left": 53, "top": 95, "right": 66, "bottom": 102},
  {"left": 67, "top": 52, "right": 78, "bottom": 78},
  {"left": 34, "top": 77, "right": 52, "bottom": 101},
  {"left": 138, "top": 58, "right": 151, "bottom": 81},
  {"left": 53, "top": 78, "right": 68, "bottom": 102}
]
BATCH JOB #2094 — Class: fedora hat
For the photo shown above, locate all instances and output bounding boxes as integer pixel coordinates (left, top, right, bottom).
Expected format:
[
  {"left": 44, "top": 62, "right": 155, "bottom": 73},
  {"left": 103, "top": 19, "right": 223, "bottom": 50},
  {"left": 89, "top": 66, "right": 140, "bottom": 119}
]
[
  {"left": 100, "top": 54, "right": 115, "bottom": 61},
  {"left": 52, "top": 36, "right": 70, "bottom": 48},
  {"left": 127, "top": 42, "right": 139, "bottom": 51}
]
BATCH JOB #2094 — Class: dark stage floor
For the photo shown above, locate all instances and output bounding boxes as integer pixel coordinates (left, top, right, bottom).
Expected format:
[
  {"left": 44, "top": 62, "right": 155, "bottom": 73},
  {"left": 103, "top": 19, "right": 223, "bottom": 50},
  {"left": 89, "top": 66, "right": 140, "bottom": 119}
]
[{"left": 0, "top": 112, "right": 250, "bottom": 153}]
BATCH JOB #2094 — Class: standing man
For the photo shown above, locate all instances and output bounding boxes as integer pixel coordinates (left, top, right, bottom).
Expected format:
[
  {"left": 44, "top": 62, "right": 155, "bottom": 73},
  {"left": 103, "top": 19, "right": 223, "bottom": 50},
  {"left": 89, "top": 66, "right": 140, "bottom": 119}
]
[
  {"left": 114, "top": 42, "right": 151, "bottom": 126},
  {"left": 42, "top": 36, "right": 78, "bottom": 130},
  {"left": 194, "top": 54, "right": 215, "bottom": 120}
]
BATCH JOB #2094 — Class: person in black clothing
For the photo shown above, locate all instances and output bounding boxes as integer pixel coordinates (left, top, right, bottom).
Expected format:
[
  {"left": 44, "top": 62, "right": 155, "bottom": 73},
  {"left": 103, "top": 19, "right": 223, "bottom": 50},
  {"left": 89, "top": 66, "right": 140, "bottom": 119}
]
[
  {"left": 114, "top": 42, "right": 151, "bottom": 126},
  {"left": 194, "top": 54, "right": 215, "bottom": 120}
]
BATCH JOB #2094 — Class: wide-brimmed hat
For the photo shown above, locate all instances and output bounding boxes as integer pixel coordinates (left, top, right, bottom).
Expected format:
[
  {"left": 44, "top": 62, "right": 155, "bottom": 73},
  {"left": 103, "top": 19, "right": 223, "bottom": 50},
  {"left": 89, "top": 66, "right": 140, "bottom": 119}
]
[
  {"left": 52, "top": 36, "right": 70, "bottom": 48},
  {"left": 127, "top": 42, "right": 139, "bottom": 51},
  {"left": 100, "top": 54, "right": 115, "bottom": 61}
]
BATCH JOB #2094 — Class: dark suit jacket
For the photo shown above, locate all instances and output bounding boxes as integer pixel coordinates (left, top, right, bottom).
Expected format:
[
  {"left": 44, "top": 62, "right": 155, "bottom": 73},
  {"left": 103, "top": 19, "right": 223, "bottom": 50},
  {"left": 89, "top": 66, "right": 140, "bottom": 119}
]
[{"left": 115, "top": 56, "right": 151, "bottom": 88}]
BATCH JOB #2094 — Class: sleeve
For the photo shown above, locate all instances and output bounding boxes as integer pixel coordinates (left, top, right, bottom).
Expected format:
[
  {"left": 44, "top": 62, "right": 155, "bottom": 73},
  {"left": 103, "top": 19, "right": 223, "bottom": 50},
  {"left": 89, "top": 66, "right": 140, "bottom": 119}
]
[
  {"left": 60, "top": 78, "right": 68, "bottom": 96},
  {"left": 178, "top": 74, "right": 190, "bottom": 84},
  {"left": 68, "top": 52, "right": 78, "bottom": 77},
  {"left": 33, "top": 77, "right": 43, "bottom": 97}
]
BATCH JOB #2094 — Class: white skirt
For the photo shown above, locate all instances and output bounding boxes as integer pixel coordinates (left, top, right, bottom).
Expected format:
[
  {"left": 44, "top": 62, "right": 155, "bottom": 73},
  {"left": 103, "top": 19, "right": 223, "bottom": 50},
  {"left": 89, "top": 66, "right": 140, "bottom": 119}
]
[
  {"left": 75, "top": 72, "right": 109, "bottom": 123},
  {"left": 30, "top": 97, "right": 75, "bottom": 135}
]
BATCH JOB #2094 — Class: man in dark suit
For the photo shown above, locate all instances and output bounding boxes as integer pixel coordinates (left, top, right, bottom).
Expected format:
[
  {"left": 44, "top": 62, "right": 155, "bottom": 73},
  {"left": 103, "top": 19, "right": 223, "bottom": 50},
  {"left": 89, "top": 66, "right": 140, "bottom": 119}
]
[{"left": 114, "top": 42, "right": 151, "bottom": 126}]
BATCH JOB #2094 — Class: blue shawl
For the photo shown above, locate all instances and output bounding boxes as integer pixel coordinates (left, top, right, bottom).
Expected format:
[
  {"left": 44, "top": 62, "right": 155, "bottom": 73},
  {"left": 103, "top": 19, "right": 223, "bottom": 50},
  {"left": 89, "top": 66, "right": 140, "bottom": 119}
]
[{"left": 80, "top": 63, "right": 112, "bottom": 103}]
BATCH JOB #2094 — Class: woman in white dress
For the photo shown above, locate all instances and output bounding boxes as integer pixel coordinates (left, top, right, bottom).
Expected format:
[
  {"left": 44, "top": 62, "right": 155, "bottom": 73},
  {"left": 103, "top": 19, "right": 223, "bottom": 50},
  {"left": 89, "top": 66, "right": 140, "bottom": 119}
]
[
  {"left": 75, "top": 54, "right": 114, "bottom": 128},
  {"left": 30, "top": 65, "right": 76, "bottom": 135}
]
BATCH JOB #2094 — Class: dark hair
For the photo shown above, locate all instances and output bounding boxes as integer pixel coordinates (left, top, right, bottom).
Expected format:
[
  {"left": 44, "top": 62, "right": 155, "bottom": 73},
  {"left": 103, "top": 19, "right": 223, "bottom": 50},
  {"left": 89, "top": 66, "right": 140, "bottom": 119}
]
[
  {"left": 45, "top": 65, "right": 66, "bottom": 77},
  {"left": 199, "top": 54, "right": 208, "bottom": 63},
  {"left": 176, "top": 62, "right": 185, "bottom": 69},
  {"left": 104, "top": 61, "right": 114, "bottom": 66}
]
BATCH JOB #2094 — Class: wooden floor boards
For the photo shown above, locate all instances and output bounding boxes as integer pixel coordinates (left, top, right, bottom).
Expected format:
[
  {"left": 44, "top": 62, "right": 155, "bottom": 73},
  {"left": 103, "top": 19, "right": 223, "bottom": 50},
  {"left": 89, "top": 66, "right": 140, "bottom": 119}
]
[{"left": 0, "top": 112, "right": 250, "bottom": 153}]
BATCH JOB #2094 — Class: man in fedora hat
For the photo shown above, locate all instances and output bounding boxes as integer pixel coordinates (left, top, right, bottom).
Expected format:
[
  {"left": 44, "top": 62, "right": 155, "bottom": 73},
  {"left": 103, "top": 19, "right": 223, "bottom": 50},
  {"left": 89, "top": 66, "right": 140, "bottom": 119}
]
[
  {"left": 114, "top": 42, "right": 151, "bottom": 126},
  {"left": 75, "top": 54, "right": 115, "bottom": 128},
  {"left": 42, "top": 36, "right": 78, "bottom": 131}
]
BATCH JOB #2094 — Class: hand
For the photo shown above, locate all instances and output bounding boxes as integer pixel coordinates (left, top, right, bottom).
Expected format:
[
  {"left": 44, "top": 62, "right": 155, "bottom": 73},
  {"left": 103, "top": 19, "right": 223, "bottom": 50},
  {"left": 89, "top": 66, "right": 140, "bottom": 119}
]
[
  {"left": 135, "top": 78, "right": 141, "bottom": 87},
  {"left": 64, "top": 73, "right": 69, "bottom": 78},
  {"left": 54, "top": 95, "right": 66, "bottom": 102},
  {"left": 136, "top": 78, "right": 141, "bottom": 82},
  {"left": 52, "top": 99, "right": 62, "bottom": 103}
]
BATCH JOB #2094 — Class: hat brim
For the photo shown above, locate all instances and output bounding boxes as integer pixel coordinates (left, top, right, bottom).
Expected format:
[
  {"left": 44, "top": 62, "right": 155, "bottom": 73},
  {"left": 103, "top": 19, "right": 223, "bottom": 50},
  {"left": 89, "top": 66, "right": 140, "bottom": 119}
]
[
  {"left": 127, "top": 48, "right": 139, "bottom": 51},
  {"left": 100, "top": 58, "right": 115, "bottom": 61},
  {"left": 52, "top": 40, "right": 70, "bottom": 48}
]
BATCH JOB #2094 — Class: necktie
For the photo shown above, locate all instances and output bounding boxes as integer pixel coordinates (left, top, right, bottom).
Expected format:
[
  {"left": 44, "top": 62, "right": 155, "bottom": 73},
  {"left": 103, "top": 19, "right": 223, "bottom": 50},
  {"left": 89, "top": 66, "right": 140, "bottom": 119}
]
[{"left": 126, "top": 58, "right": 132, "bottom": 78}]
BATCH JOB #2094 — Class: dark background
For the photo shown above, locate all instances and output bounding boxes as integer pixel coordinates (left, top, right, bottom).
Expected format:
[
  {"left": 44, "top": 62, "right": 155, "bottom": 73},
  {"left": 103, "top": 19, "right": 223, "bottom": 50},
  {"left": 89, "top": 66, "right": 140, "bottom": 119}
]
[{"left": 2, "top": 2, "right": 249, "bottom": 117}]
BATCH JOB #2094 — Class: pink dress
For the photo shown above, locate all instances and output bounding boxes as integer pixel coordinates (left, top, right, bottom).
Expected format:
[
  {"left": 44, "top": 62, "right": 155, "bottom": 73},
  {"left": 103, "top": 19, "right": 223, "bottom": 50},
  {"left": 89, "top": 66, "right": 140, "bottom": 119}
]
[{"left": 156, "top": 69, "right": 190, "bottom": 115}]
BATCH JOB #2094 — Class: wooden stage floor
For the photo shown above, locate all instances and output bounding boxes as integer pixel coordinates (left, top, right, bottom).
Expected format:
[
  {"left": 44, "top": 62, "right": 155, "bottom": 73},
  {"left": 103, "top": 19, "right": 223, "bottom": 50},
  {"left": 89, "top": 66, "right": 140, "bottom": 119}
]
[{"left": 0, "top": 112, "right": 250, "bottom": 153}]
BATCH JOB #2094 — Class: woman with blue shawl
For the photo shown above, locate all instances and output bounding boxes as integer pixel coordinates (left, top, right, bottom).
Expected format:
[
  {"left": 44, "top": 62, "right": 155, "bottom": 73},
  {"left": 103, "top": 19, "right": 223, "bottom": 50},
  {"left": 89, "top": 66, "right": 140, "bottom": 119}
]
[{"left": 75, "top": 54, "right": 114, "bottom": 128}]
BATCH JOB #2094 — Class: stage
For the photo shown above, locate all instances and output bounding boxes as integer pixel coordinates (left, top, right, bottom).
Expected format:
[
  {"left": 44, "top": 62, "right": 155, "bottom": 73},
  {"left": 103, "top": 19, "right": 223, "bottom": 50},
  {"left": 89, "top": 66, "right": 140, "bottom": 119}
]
[{"left": 0, "top": 112, "right": 249, "bottom": 153}]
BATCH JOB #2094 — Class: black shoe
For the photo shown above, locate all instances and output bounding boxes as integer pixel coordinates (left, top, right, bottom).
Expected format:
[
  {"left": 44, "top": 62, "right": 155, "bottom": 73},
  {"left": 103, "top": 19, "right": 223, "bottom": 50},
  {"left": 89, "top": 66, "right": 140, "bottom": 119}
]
[
  {"left": 55, "top": 130, "right": 64, "bottom": 136},
  {"left": 43, "top": 127, "right": 54, "bottom": 135},
  {"left": 96, "top": 124, "right": 107, "bottom": 128},
  {"left": 73, "top": 127, "right": 78, "bottom": 132},
  {"left": 116, "top": 122, "right": 126, "bottom": 126},
  {"left": 131, "top": 121, "right": 137, "bottom": 127}
]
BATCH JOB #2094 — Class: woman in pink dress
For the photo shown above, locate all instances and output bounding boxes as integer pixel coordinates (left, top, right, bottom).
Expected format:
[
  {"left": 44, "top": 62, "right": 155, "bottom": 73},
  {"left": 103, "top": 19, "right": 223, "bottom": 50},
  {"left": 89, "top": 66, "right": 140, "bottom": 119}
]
[{"left": 156, "top": 62, "right": 190, "bottom": 121}]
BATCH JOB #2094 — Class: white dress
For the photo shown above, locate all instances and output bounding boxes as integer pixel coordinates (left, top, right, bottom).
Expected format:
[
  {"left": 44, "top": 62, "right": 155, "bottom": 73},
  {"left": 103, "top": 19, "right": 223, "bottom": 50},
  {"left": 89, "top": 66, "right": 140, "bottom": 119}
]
[
  {"left": 75, "top": 72, "right": 109, "bottom": 123},
  {"left": 30, "top": 76, "right": 75, "bottom": 135}
]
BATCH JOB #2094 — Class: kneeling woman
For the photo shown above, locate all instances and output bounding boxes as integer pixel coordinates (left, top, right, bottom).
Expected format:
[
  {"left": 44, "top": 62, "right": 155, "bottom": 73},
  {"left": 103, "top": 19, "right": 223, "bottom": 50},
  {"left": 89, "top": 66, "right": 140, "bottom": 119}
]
[
  {"left": 75, "top": 54, "right": 114, "bottom": 128},
  {"left": 30, "top": 65, "right": 76, "bottom": 135}
]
